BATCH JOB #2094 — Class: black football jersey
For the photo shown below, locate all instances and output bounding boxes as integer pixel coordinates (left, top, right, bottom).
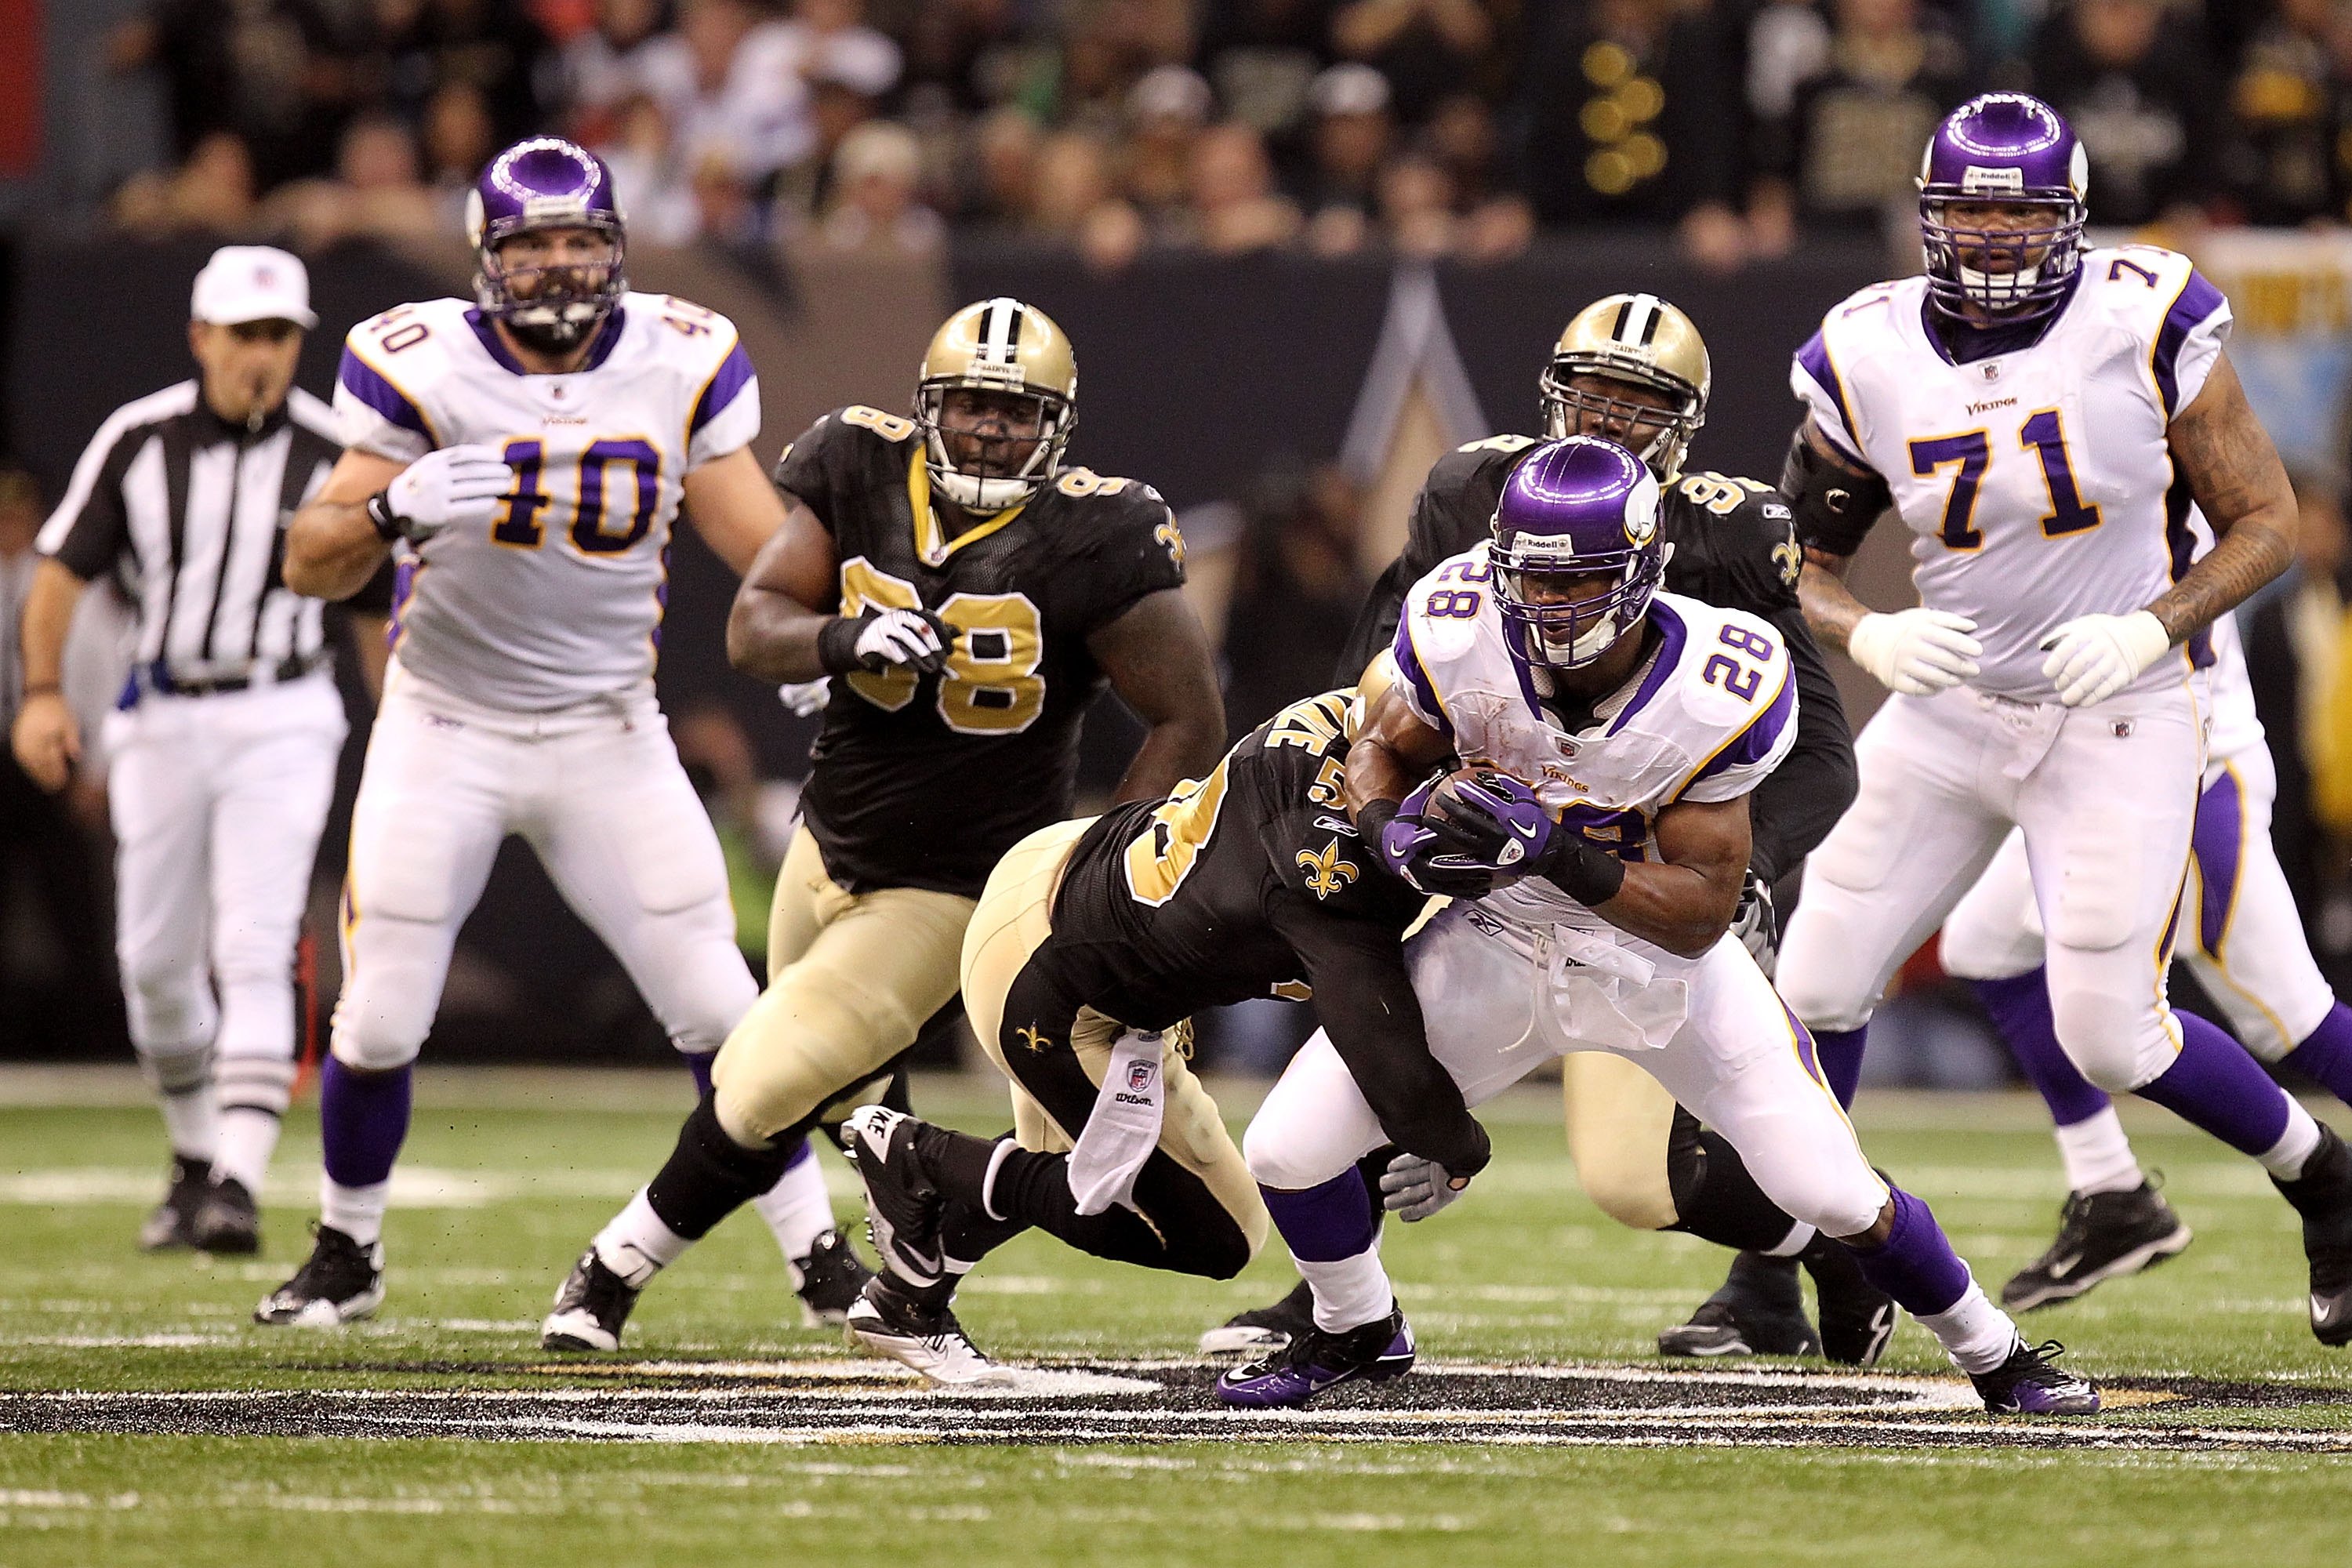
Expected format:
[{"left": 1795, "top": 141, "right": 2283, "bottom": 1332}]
[
  {"left": 777, "top": 405, "right": 1187, "bottom": 898},
  {"left": 1040, "top": 690, "right": 1486, "bottom": 1173},
  {"left": 1334, "top": 437, "right": 1851, "bottom": 887}
]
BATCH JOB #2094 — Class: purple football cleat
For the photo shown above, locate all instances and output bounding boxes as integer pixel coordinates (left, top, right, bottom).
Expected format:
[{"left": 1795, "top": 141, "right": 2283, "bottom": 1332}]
[
  {"left": 1917, "top": 93, "right": 2089, "bottom": 324},
  {"left": 1215, "top": 1308, "right": 1416, "bottom": 1408},
  {"left": 1969, "top": 1338, "right": 2100, "bottom": 1414}
]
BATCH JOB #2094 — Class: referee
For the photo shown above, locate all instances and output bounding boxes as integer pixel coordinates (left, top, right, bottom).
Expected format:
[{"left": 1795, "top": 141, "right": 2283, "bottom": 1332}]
[{"left": 9, "top": 246, "right": 385, "bottom": 1254}]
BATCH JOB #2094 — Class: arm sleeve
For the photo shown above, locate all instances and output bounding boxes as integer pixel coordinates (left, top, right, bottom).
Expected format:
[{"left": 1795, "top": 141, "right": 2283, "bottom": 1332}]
[
  {"left": 1267, "top": 898, "right": 1492, "bottom": 1178},
  {"left": 34, "top": 421, "right": 137, "bottom": 581},
  {"left": 333, "top": 343, "right": 434, "bottom": 464},
  {"left": 2155, "top": 268, "right": 2230, "bottom": 419},
  {"left": 1743, "top": 607, "right": 1854, "bottom": 884},
  {"left": 685, "top": 338, "right": 760, "bottom": 468}
]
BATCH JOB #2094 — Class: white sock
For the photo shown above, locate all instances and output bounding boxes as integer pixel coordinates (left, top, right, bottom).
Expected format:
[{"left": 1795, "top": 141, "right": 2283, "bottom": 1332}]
[
  {"left": 2261, "top": 1102, "right": 2325, "bottom": 1179},
  {"left": 752, "top": 1147, "right": 837, "bottom": 1279},
  {"left": 2053, "top": 1109, "right": 2142, "bottom": 1196},
  {"left": 320, "top": 1178, "right": 390, "bottom": 1248},
  {"left": 1296, "top": 1248, "right": 1395, "bottom": 1333},
  {"left": 212, "top": 1108, "right": 281, "bottom": 1194},
  {"left": 1917, "top": 1279, "right": 2020, "bottom": 1374},
  {"left": 593, "top": 1189, "right": 695, "bottom": 1288},
  {"left": 158, "top": 1088, "right": 220, "bottom": 1165},
  {"left": 1764, "top": 1221, "right": 1817, "bottom": 1258}
]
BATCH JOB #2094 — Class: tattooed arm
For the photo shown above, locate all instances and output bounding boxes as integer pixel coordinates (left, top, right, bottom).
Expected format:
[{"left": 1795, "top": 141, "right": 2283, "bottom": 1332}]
[{"left": 2150, "top": 352, "right": 2296, "bottom": 642}]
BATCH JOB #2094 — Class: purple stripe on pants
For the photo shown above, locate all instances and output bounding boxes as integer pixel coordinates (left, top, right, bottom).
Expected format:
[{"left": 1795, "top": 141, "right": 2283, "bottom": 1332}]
[{"left": 2194, "top": 768, "right": 2245, "bottom": 958}]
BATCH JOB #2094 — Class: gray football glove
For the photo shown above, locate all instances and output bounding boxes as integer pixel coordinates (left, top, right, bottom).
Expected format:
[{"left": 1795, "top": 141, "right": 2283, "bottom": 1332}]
[
  {"left": 1377, "top": 1152, "right": 1472, "bottom": 1222},
  {"left": 1730, "top": 869, "right": 1777, "bottom": 976}
]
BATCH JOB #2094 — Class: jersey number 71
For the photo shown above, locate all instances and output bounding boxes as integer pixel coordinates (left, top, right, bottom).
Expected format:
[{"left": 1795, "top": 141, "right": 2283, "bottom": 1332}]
[{"left": 1908, "top": 409, "right": 2102, "bottom": 551}]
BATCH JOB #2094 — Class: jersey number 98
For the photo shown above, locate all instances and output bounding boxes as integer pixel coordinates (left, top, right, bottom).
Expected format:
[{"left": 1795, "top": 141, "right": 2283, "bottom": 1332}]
[{"left": 838, "top": 557, "right": 1046, "bottom": 734}]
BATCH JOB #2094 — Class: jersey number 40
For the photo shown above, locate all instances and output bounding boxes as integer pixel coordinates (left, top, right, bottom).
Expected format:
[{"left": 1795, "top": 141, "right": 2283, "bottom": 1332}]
[{"left": 837, "top": 557, "right": 1045, "bottom": 734}]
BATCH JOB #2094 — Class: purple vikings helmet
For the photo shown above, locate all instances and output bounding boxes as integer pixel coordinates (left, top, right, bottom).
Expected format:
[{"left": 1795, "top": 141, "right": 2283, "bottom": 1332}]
[
  {"left": 465, "top": 137, "right": 626, "bottom": 352},
  {"left": 1918, "top": 93, "right": 2089, "bottom": 323},
  {"left": 1490, "top": 436, "right": 1664, "bottom": 670}
]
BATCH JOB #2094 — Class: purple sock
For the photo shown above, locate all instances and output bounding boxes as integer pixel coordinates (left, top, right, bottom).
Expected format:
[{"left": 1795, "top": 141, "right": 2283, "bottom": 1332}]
[
  {"left": 781, "top": 1135, "right": 812, "bottom": 1171},
  {"left": 1851, "top": 1186, "right": 1971, "bottom": 1316},
  {"left": 320, "top": 1058, "right": 412, "bottom": 1189},
  {"left": 2284, "top": 1004, "right": 2352, "bottom": 1107},
  {"left": 1812, "top": 1025, "right": 1867, "bottom": 1110},
  {"left": 1261, "top": 1171, "right": 1377, "bottom": 1261},
  {"left": 1972, "top": 970, "right": 2111, "bottom": 1126},
  {"left": 683, "top": 1050, "right": 716, "bottom": 1101},
  {"left": 2136, "top": 1011, "right": 2293, "bottom": 1157}
]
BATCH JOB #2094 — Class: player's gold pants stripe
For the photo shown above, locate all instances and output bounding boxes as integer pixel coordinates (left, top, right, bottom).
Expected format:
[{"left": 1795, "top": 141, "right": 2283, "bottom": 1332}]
[
  {"left": 961, "top": 818, "right": 1269, "bottom": 1258},
  {"left": 711, "top": 826, "right": 975, "bottom": 1145},
  {"left": 1562, "top": 1051, "right": 1681, "bottom": 1231}
]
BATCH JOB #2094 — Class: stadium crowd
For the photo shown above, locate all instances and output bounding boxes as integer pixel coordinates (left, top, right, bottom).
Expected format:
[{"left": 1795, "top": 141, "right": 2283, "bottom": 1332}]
[{"left": 98, "top": 0, "right": 2352, "bottom": 268}]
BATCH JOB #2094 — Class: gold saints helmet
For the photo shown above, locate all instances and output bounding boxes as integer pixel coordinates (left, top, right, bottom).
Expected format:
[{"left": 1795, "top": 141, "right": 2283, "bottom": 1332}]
[
  {"left": 914, "top": 296, "right": 1078, "bottom": 511},
  {"left": 1539, "top": 292, "right": 1710, "bottom": 481}
]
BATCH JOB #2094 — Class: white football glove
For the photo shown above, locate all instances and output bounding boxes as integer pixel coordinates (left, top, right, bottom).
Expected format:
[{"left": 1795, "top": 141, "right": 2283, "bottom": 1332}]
[
  {"left": 1377, "top": 1152, "right": 1472, "bottom": 1223},
  {"left": 1846, "top": 608, "right": 1982, "bottom": 696},
  {"left": 372, "top": 444, "right": 513, "bottom": 543},
  {"left": 2038, "top": 610, "right": 2171, "bottom": 708},
  {"left": 776, "top": 680, "right": 831, "bottom": 717},
  {"left": 851, "top": 608, "right": 955, "bottom": 675}
]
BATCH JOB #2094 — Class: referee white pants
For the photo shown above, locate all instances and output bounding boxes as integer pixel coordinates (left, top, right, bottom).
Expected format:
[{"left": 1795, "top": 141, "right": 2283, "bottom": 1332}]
[
  {"left": 1244, "top": 904, "right": 1889, "bottom": 1242},
  {"left": 103, "top": 670, "right": 345, "bottom": 1109},
  {"left": 332, "top": 660, "right": 755, "bottom": 1071},
  {"left": 1778, "top": 680, "right": 2206, "bottom": 1092}
]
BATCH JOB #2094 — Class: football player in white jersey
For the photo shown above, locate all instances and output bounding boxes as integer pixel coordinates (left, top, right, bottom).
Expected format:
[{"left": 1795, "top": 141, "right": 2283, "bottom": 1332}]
[
  {"left": 1774, "top": 93, "right": 2352, "bottom": 1345},
  {"left": 1220, "top": 438, "right": 2096, "bottom": 1413},
  {"left": 1940, "top": 609, "right": 2352, "bottom": 1308},
  {"left": 251, "top": 137, "right": 841, "bottom": 1326}
]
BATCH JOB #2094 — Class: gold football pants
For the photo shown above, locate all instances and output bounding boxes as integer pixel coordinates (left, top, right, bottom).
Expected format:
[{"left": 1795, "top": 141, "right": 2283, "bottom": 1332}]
[
  {"left": 961, "top": 818, "right": 1269, "bottom": 1265},
  {"left": 710, "top": 826, "right": 975, "bottom": 1146},
  {"left": 1562, "top": 1051, "right": 1682, "bottom": 1230}
]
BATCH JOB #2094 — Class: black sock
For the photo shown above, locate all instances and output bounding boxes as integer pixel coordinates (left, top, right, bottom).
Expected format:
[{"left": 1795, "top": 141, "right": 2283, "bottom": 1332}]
[{"left": 644, "top": 1094, "right": 797, "bottom": 1240}]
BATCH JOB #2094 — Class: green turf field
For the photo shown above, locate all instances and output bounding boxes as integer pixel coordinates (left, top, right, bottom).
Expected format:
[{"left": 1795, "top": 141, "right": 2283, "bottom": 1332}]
[{"left": 2, "top": 1067, "right": 2349, "bottom": 1566}]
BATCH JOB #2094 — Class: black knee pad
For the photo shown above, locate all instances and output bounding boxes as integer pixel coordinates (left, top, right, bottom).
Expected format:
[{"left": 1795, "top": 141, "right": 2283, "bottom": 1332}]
[
  {"left": 646, "top": 1094, "right": 798, "bottom": 1241},
  {"left": 1664, "top": 1108, "right": 1803, "bottom": 1254}
]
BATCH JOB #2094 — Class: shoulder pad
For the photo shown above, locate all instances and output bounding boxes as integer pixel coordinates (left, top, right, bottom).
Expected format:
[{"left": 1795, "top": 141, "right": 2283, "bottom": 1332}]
[{"left": 342, "top": 299, "right": 470, "bottom": 390}]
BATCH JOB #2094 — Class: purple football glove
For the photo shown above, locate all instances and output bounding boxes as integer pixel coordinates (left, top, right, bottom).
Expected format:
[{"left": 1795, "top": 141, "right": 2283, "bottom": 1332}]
[
  {"left": 1372, "top": 775, "right": 1507, "bottom": 898},
  {"left": 1425, "top": 770, "right": 1557, "bottom": 873}
]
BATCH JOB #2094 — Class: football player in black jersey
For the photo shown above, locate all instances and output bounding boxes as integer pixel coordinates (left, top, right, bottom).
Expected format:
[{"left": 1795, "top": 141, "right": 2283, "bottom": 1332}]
[
  {"left": 1204, "top": 292, "right": 1881, "bottom": 1367},
  {"left": 839, "top": 686, "right": 1490, "bottom": 1382},
  {"left": 540, "top": 299, "right": 1226, "bottom": 1352}
]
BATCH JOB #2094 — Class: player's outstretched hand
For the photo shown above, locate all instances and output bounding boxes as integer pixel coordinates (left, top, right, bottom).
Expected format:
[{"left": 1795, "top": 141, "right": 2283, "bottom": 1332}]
[
  {"left": 1846, "top": 608, "right": 1981, "bottom": 695},
  {"left": 818, "top": 607, "right": 959, "bottom": 677},
  {"left": 371, "top": 444, "right": 514, "bottom": 543},
  {"left": 2039, "top": 611, "right": 2170, "bottom": 708},
  {"left": 1378, "top": 1152, "right": 1472, "bottom": 1222}
]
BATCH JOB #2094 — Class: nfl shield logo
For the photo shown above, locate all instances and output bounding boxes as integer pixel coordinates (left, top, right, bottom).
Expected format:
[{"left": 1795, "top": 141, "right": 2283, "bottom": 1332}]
[{"left": 1127, "top": 1061, "right": 1156, "bottom": 1093}]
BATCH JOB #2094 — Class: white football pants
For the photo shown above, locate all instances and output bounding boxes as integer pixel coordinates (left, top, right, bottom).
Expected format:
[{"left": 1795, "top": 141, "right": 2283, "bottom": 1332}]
[
  {"left": 332, "top": 659, "right": 754, "bottom": 1070},
  {"left": 1939, "top": 741, "right": 2333, "bottom": 1061},
  {"left": 1779, "top": 680, "right": 2205, "bottom": 1092},
  {"left": 1245, "top": 904, "right": 1890, "bottom": 1242},
  {"left": 103, "top": 671, "right": 344, "bottom": 1111}
]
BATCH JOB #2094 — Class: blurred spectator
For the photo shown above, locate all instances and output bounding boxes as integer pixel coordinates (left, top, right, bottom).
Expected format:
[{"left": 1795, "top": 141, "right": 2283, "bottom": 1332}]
[
  {"left": 1026, "top": 127, "right": 1149, "bottom": 268},
  {"left": 1376, "top": 149, "right": 1457, "bottom": 256},
  {"left": 969, "top": 105, "right": 1044, "bottom": 219},
  {"left": 1519, "top": 0, "right": 1747, "bottom": 268},
  {"left": 260, "top": 112, "right": 446, "bottom": 248},
  {"left": 1331, "top": 0, "right": 1499, "bottom": 125},
  {"left": 2227, "top": 0, "right": 2352, "bottom": 226},
  {"left": 111, "top": 132, "right": 260, "bottom": 237},
  {"left": 2027, "top": 0, "right": 2220, "bottom": 228},
  {"left": 902, "top": 0, "right": 1025, "bottom": 113},
  {"left": 109, "top": 0, "right": 354, "bottom": 191},
  {"left": 817, "top": 122, "right": 947, "bottom": 252},
  {"left": 777, "top": 67, "right": 889, "bottom": 219},
  {"left": 1200, "top": 0, "right": 1335, "bottom": 137},
  {"left": 1769, "top": 0, "right": 1968, "bottom": 236},
  {"left": 1219, "top": 459, "right": 1366, "bottom": 735},
  {"left": 592, "top": 93, "right": 704, "bottom": 241},
  {"left": 421, "top": 81, "right": 502, "bottom": 188},
  {"left": 562, "top": 0, "right": 674, "bottom": 141},
  {"left": 635, "top": 0, "right": 815, "bottom": 188},
  {"left": 1294, "top": 62, "right": 1392, "bottom": 254},
  {"left": 1123, "top": 65, "right": 1216, "bottom": 227},
  {"left": 778, "top": 0, "right": 905, "bottom": 104},
  {"left": 1183, "top": 122, "right": 1305, "bottom": 252},
  {"left": 363, "top": 0, "right": 556, "bottom": 151}
]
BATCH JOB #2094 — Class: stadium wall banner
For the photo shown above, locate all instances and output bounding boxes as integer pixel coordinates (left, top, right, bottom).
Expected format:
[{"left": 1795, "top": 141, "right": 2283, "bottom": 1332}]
[{"left": 2180, "top": 227, "right": 2352, "bottom": 482}]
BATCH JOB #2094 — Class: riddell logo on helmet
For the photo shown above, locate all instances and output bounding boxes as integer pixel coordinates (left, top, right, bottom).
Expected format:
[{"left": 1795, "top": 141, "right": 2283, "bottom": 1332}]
[
  {"left": 522, "top": 194, "right": 590, "bottom": 223},
  {"left": 1962, "top": 166, "right": 2026, "bottom": 194}
]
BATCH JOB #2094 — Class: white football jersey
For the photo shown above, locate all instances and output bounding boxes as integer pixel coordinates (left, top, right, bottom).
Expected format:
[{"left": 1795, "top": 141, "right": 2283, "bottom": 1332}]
[
  {"left": 1392, "top": 552, "right": 1796, "bottom": 939},
  {"left": 334, "top": 292, "right": 760, "bottom": 710},
  {"left": 1793, "top": 245, "right": 2229, "bottom": 702},
  {"left": 2206, "top": 608, "right": 2262, "bottom": 762}
]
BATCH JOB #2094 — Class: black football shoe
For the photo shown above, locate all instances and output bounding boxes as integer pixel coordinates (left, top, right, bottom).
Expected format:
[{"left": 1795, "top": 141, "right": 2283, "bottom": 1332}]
[
  {"left": 1970, "top": 1338, "right": 2100, "bottom": 1414},
  {"left": 1800, "top": 1236, "right": 1896, "bottom": 1367},
  {"left": 791, "top": 1227, "right": 873, "bottom": 1327},
  {"left": 2001, "top": 1180, "right": 2192, "bottom": 1312},
  {"left": 541, "top": 1248, "right": 641, "bottom": 1352},
  {"left": 2272, "top": 1125, "right": 2352, "bottom": 1346},
  {"left": 1200, "top": 1277, "right": 1316, "bottom": 1356},
  {"left": 140, "top": 1156, "right": 211, "bottom": 1251},
  {"left": 841, "top": 1106, "right": 948, "bottom": 1288},
  {"left": 191, "top": 1175, "right": 260, "bottom": 1255},
  {"left": 1658, "top": 1252, "right": 1820, "bottom": 1359},
  {"left": 253, "top": 1225, "right": 383, "bottom": 1327}
]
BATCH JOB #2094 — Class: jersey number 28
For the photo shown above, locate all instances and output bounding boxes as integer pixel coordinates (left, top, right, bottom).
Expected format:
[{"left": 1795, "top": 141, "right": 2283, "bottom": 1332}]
[{"left": 837, "top": 557, "right": 1046, "bottom": 734}]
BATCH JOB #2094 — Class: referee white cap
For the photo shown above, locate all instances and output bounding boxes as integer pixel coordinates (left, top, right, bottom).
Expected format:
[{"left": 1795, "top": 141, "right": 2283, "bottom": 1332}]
[{"left": 191, "top": 245, "right": 318, "bottom": 330}]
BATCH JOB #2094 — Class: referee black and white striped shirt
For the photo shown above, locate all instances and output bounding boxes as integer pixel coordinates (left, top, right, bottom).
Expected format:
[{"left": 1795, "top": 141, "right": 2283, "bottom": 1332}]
[{"left": 36, "top": 383, "right": 346, "bottom": 692}]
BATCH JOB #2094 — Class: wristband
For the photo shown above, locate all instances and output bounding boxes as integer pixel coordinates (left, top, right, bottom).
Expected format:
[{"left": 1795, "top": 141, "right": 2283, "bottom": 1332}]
[
  {"left": 1354, "top": 797, "right": 1399, "bottom": 844},
  {"left": 366, "top": 491, "right": 406, "bottom": 543},
  {"left": 815, "top": 613, "right": 870, "bottom": 677},
  {"left": 1548, "top": 837, "right": 1627, "bottom": 907},
  {"left": 21, "top": 681, "right": 61, "bottom": 698}
]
